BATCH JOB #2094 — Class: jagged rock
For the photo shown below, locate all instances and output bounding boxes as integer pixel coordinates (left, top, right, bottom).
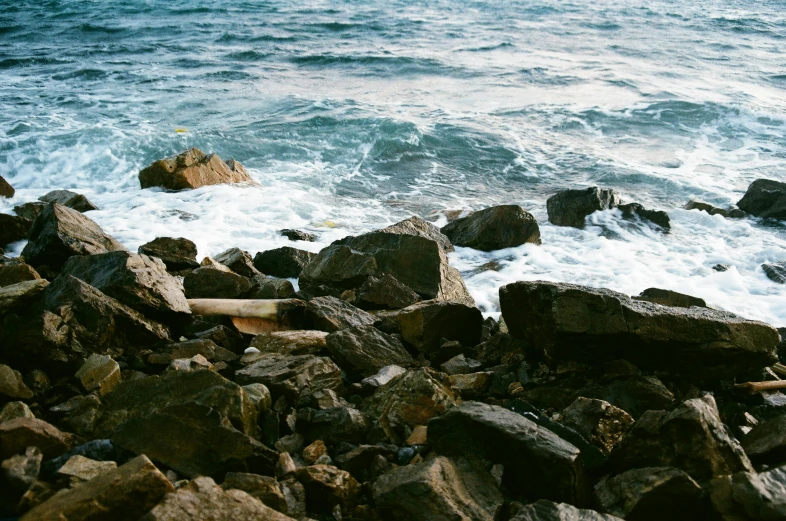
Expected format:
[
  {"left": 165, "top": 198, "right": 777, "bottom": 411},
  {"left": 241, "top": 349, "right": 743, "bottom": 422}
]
[
  {"left": 546, "top": 187, "right": 621, "bottom": 228},
  {"left": 354, "top": 273, "right": 421, "bottom": 310},
  {"left": 194, "top": 325, "right": 245, "bottom": 353},
  {"left": 138, "top": 237, "right": 199, "bottom": 271},
  {"left": 242, "top": 383, "right": 272, "bottom": 412},
  {"left": 235, "top": 354, "right": 342, "bottom": 403},
  {"left": 21, "top": 455, "right": 172, "bottom": 521},
  {"left": 0, "top": 364, "right": 34, "bottom": 400},
  {"left": 302, "top": 440, "right": 328, "bottom": 464},
  {"left": 609, "top": 395, "right": 753, "bottom": 481},
  {"left": 618, "top": 203, "right": 671, "bottom": 230},
  {"left": 1, "top": 446, "right": 41, "bottom": 512},
  {"left": 633, "top": 287, "right": 706, "bottom": 308},
  {"left": 499, "top": 281, "right": 779, "bottom": 379},
  {"left": 246, "top": 275, "right": 295, "bottom": 299},
  {"left": 326, "top": 325, "right": 414, "bottom": 377},
  {"left": 39, "top": 439, "right": 116, "bottom": 479},
  {"left": 0, "top": 213, "right": 31, "bottom": 248},
  {"left": 183, "top": 266, "right": 252, "bottom": 298},
  {"left": 363, "top": 369, "right": 457, "bottom": 443},
  {"left": 381, "top": 216, "right": 454, "bottom": 252},
  {"left": 441, "top": 354, "right": 483, "bottom": 375},
  {"left": 449, "top": 372, "right": 492, "bottom": 397},
  {"left": 74, "top": 354, "right": 121, "bottom": 395},
  {"left": 561, "top": 398, "right": 634, "bottom": 455},
  {"left": 49, "top": 394, "right": 102, "bottom": 438},
  {"left": 13, "top": 202, "right": 46, "bottom": 221},
  {"left": 57, "top": 455, "right": 116, "bottom": 484},
  {"left": 0, "top": 176, "right": 13, "bottom": 198},
  {"left": 742, "top": 414, "right": 786, "bottom": 466},
  {"left": 361, "top": 364, "right": 407, "bottom": 389},
  {"left": 398, "top": 300, "right": 483, "bottom": 357},
  {"left": 428, "top": 401, "right": 588, "bottom": 504},
  {"left": 0, "top": 402, "right": 34, "bottom": 423},
  {"left": 296, "top": 464, "right": 360, "bottom": 515},
  {"left": 248, "top": 330, "right": 328, "bottom": 356},
  {"left": 709, "top": 463, "right": 786, "bottom": 520},
  {"left": 214, "top": 247, "right": 260, "bottom": 278},
  {"left": 254, "top": 247, "right": 315, "bottom": 278},
  {"left": 594, "top": 467, "right": 705, "bottom": 521},
  {"left": 763, "top": 261, "right": 786, "bottom": 284},
  {"left": 737, "top": 178, "right": 786, "bottom": 220},
  {"left": 305, "top": 296, "right": 375, "bottom": 332},
  {"left": 0, "top": 279, "right": 48, "bottom": 316},
  {"left": 167, "top": 354, "right": 213, "bottom": 372},
  {"left": 511, "top": 500, "right": 623, "bottom": 520},
  {"left": 0, "top": 417, "right": 73, "bottom": 459},
  {"left": 300, "top": 406, "right": 369, "bottom": 445},
  {"left": 21, "top": 203, "right": 126, "bottom": 271},
  {"left": 139, "top": 147, "right": 253, "bottom": 190},
  {"left": 281, "top": 229, "right": 316, "bottom": 242},
  {"left": 39, "top": 190, "right": 98, "bottom": 212},
  {"left": 222, "top": 473, "right": 305, "bottom": 518},
  {"left": 475, "top": 332, "right": 527, "bottom": 365},
  {"left": 441, "top": 205, "right": 541, "bottom": 251},
  {"left": 0, "top": 261, "right": 41, "bottom": 287},
  {"left": 373, "top": 455, "right": 504, "bottom": 521},
  {"left": 147, "top": 339, "right": 237, "bottom": 366},
  {"left": 684, "top": 200, "right": 745, "bottom": 218}
]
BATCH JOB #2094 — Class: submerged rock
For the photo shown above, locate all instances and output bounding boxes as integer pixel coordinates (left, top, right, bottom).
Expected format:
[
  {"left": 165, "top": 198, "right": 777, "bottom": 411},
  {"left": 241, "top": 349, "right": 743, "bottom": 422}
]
[
  {"left": 546, "top": 187, "right": 620, "bottom": 228},
  {"left": 441, "top": 205, "right": 541, "bottom": 251},
  {"left": 280, "top": 229, "right": 316, "bottom": 242},
  {"left": 737, "top": 178, "right": 786, "bottom": 220},
  {"left": 254, "top": 247, "right": 315, "bottom": 278},
  {"left": 138, "top": 237, "right": 199, "bottom": 271},
  {"left": 618, "top": 202, "right": 671, "bottom": 230},
  {"left": 39, "top": 190, "right": 98, "bottom": 212},
  {"left": 139, "top": 147, "right": 253, "bottom": 190},
  {"left": 684, "top": 200, "right": 745, "bottom": 218}
]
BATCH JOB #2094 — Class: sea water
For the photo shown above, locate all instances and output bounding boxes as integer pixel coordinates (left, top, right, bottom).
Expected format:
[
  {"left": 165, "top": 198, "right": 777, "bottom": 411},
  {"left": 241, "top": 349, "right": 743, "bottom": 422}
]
[{"left": 1, "top": 0, "right": 784, "bottom": 325}]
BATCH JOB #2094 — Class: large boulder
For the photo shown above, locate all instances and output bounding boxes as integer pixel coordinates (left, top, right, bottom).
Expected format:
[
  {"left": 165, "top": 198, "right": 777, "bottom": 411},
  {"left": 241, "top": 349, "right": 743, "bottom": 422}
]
[
  {"left": 546, "top": 187, "right": 621, "bottom": 228},
  {"left": 0, "top": 417, "right": 73, "bottom": 459},
  {"left": 441, "top": 205, "right": 541, "bottom": 251},
  {"left": 763, "top": 261, "right": 786, "bottom": 284},
  {"left": 138, "top": 237, "right": 199, "bottom": 271},
  {"left": 21, "top": 203, "right": 126, "bottom": 271},
  {"left": 139, "top": 147, "right": 253, "bottom": 190},
  {"left": 499, "top": 281, "right": 779, "bottom": 379},
  {"left": 742, "top": 414, "right": 786, "bottom": 466},
  {"left": 373, "top": 456, "right": 504, "bottom": 521},
  {"left": 398, "top": 300, "right": 483, "bottom": 357},
  {"left": 61, "top": 251, "right": 190, "bottom": 318},
  {"left": 305, "top": 296, "right": 375, "bottom": 332},
  {"left": 709, "top": 464, "right": 786, "bottom": 520},
  {"left": 253, "top": 247, "right": 315, "bottom": 278},
  {"left": 0, "top": 214, "right": 30, "bottom": 248},
  {"left": 428, "top": 401, "right": 588, "bottom": 504},
  {"left": 39, "top": 190, "right": 98, "bottom": 212},
  {"left": 737, "top": 178, "right": 786, "bottom": 220},
  {"left": 183, "top": 266, "right": 252, "bottom": 299},
  {"left": 381, "top": 216, "right": 454, "bottom": 252},
  {"left": 0, "top": 176, "right": 13, "bottom": 198},
  {"left": 235, "top": 354, "right": 343, "bottom": 403},
  {"left": 609, "top": 396, "right": 753, "bottom": 482},
  {"left": 326, "top": 325, "right": 414, "bottom": 378},
  {"left": 511, "top": 500, "right": 623, "bottom": 521}
]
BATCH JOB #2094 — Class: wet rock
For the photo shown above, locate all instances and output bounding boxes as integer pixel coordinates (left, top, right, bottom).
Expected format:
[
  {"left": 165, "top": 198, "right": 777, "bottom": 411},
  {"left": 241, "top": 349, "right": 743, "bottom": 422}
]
[
  {"left": 246, "top": 275, "right": 295, "bottom": 299},
  {"left": 373, "top": 455, "right": 504, "bottom": 521},
  {"left": 39, "top": 190, "right": 98, "bottom": 212},
  {"left": 609, "top": 395, "right": 753, "bottom": 481},
  {"left": 138, "top": 237, "right": 199, "bottom": 271},
  {"left": 0, "top": 279, "right": 48, "bottom": 316},
  {"left": 301, "top": 406, "right": 369, "bottom": 445},
  {"left": 183, "top": 266, "right": 252, "bottom": 298},
  {"left": 281, "top": 229, "right": 316, "bottom": 242},
  {"left": 248, "top": 330, "right": 328, "bottom": 356},
  {"left": 57, "top": 455, "right": 116, "bottom": 484},
  {"left": 428, "top": 401, "right": 588, "bottom": 504},
  {"left": 361, "top": 364, "right": 407, "bottom": 390},
  {"left": 511, "top": 500, "right": 623, "bottom": 520},
  {"left": 0, "top": 417, "right": 73, "bottom": 459},
  {"left": 398, "top": 300, "right": 483, "bottom": 358},
  {"left": 547, "top": 187, "right": 621, "bottom": 228},
  {"left": 594, "top": 467, "right": 705, "bottom": 521},
  {"left": 0, "top": 261, "right": 41, "bottom": 287},
  {"left": 296, "top": 464, "right": 360, "bottom": 515},
  {"left": 561, "top": 397, "right": 634, "bottom": 456},
  {"left": 633, "top": 287, "right": 707, "bottom": 308},
  {"left": 254, "top": 246, "right": 315, "bottom": 278},
  {"left": 326, "top": 325, "right": 414, "bottom": 378},
  {"left": 742, "top": 413, "right": 786, "bottom": 466},
  {"left": 684, "top": 200, "right": 745, "bottom": 218},
  {"left": 441, "top": 204, "right": 541, "bottom": 251},
  {"left": 74, "top": 354, "right": 121, "bottom": 395},
  {"left": 235, "top": 354, "right": 343, "bottom": 403},
  {"left": 499, "top": 281, "right": 779, "bottom": 379},
  {"left": 354, "top": 273, "right": 421, "bottom": 310},
  {"left": 21, "top": 203, "right": 126, "bottom": 271},
  {"left": 0, "top": 364, "right": 34, "bottom": 400},
  {"left": 214, "top": 247, "right": 260, "bottom": 278},
  {"left": 13, "top": 201, "right": 46, "bottom": 221},
  {"left": 709, "top": 463, "right": 786, "bottom": 520},
  {"left": 737, "top": 178, "right": 786, "bottom": 220},
  {"left": 618, "top": 202, "right": 671, "bottom": 230},
  {"left": 0, "top": 402, "right": 34, "bottom": 423},
  {"left": 0, "top": 213, "right": 31, "bottom": 248},
  {"left": 139, "top": 147, "right": 253, "bottom": 190},
  {"left": 0, "top": 175, "right": 13, "bottom": 198},
  {"left": 305, "top": 296, "right": 376, "bottom": 332},
  {"left": 763, "top": 261, "right": 786, "bottom": 284}
]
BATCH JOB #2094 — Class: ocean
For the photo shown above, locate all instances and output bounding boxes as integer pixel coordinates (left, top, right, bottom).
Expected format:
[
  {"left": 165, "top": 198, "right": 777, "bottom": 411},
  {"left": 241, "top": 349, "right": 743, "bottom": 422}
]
[{"left": 1, "top": 0, "right": 785, "bottom": 325}]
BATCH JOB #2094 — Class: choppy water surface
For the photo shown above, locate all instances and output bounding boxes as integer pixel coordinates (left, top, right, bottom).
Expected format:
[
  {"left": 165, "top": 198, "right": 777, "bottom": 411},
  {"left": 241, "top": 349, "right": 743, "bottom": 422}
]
[{"left": 1, "top": 0, "right": 785, "bottom": 324}]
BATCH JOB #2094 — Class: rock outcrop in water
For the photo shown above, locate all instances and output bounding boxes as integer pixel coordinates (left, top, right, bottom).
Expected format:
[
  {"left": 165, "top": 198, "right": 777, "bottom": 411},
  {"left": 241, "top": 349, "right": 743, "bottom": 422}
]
[
  {"left": 737, "top": 178, "right": 786, "bottom": 220},
  {"left": 441, "top": 204, "right": 541, "bottom": 251},
  {"left": 138, "top": 148, "right": 253, "bottom": 191},
  {"left": 0, "top": 176, "right": 15, "bottom": 198},
  {"left": 547, "top": 187, "right": 621, "bottom": 228}
]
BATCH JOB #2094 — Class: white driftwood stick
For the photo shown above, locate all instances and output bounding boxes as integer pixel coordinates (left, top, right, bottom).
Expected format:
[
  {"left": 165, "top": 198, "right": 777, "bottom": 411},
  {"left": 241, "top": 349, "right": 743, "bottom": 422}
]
[
  {"left": 733, "top": 380, "right": 786, "bottom": 394},
  {"left": 188, "top": 299, "right": 290, "bottom": 319}
]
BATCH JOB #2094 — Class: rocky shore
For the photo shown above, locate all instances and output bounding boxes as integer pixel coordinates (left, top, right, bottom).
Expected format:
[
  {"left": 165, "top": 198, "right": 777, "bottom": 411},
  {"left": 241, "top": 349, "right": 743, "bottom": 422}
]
[{"left": 0, "top": 148, "right": 785, "bottom": 520}]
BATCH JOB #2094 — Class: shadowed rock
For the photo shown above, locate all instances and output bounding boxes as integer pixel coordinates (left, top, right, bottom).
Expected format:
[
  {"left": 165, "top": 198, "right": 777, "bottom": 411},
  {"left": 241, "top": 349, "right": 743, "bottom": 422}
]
[
  {"left": 547, "top": 187, "right": 620, "bottom": 228},
  {"left": 39, "top": 190, "right": 98, "bottom": 212},
  {"left": 763, "top": 261, "right": 786, "bottom": 284},
  {"left": 138, "top": 237, "right": 199, "bottom": 271},
  {"left": 709, "top": 463, "right": 786, "bottom": 520},
  {"left": 254, "top": 247, "right": 315, "bottom": 278},
  {"left": 0, "top": 214, "right": 31, "bottom": 248},
  {"left": 510, "top": 500, "right": 623, "bottom": 520},
  {"left": 214, "top": 247, "right": 260, "bottom": 278},
  {"left": 0, "top": 175, "right": 13, "bottom": 198},
  {"left": 737, "top": 178, "right": 786, "bottom": 220},
  {"left": 326, "top": 325, "right": 414, "bottom": 378},
  {"left": 618, "top": 203, "right": 670, "bottom": 230},
  {"left": 442, "top": 205, "right": 541, "bottom": 251}
]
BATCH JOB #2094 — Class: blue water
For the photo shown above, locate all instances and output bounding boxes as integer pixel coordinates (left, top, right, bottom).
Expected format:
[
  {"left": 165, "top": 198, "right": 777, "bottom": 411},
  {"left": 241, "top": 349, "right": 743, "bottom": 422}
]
[{"left": 1, "top": 0, "right": 785, "bottom": 324}]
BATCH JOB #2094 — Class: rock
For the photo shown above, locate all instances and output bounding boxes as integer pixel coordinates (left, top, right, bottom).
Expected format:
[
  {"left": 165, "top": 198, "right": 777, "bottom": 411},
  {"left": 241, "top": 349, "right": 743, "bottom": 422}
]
[
  {"left": 709, "top": 463, "right": 786, "bottom": 520},
  {"left": 235, "top": 354, "right": 343, "bottom": 403},
  {"left": 0, "top": 402, "right": 34, "bottom": 423},
  {"left": 248, "top": 330, "right": 328, "bottom": 356},
  {"left": 183, "top": 266, "right": 252, "bottom": 299},
  {"left": 499, "top": 281, "right": 779, "bottom": 379},
  {"left": 39, "top": 439, "right": 116, "bottom": 479},
  {"left": 0, "top": 364, "right": 34, "bottom": 400},
  {"left": 214, "top": 247, "right": 260, "bottom": 278},
  {"left": 39, "top": 190, "right": 98, "bottom": 212},
  {"left": 737, "top": 178, "right": 786, "bottom": 220},
  {"left": 48, "top": 395, "right": 102, "bottom": 438},
  {"left": 633, "top": 287, "right": 707, "bottom": 308},
  {"left": 149, "top": 338, "right": 237, "bottom": 366},
  {"left": 305, "top": 296, "right": 375, "bottom": 332},
  {"left": 546, "top": 187, "right": 621, "bottom": 228},
  {"left": 428, "top": 401, "right": 588, "bottom": 504},
  {"left": 254, "top": 247, "right": 315, "bottom": 278},
  {"left": 0, "top": 417, "right": 73, "bottom": 459},
  {"left": 373, "top": 455, "right": 504, "bottom": 521},
  {"left": 301, "top": 406, "right": 369, "bottom": 445},
  {"left": 0, "top": 279, "right": 48, "bottom": 316},
  {"left": 167, "top": 355, "right": 213, "bottom": 372},
  {"left": 441, "top": 205, "right": 541, "bottom": 251},
  {"left": 246, "top": 275, "right": 295, "bottom": 299},
  {"left": 0, "top": 175, "right": 13, "bottom": 198},
  {"left": 1, "top": 446, "right": 41, "bottom": 511},
  {"left": 222, "top": 473, "right": 304, "bottom": 518},
  {"left": 441, "top": 354, "right": 483, "bottom": 375},
  {"left": 57, "top": 455, "right": 116, "bottom": 484},
  {"left": 302, "top": 440, "right": 328, "bottom": 465},
  {"left": 354, "top": 273, "right": 421, "bottom": 310},
  {"left": 361, "top": 364, "right": 407, "bottom": 389},
  {"left": 139, "top": 148, "right": 253, "bottom": 190},
  {"left": 763, "top": 261, "right": 786, "bottom": 284},
  {"left": 296, "top": 464, "right": 360, "bottom": 515},
  {"left": 326, "top": 325, "right": 414, "bottom": 378},
  {"left": 511, "top": 500, "right": 623, "bottom": 521},
  {"left": 594, "top": 467, "right": 705, "bottom": 521},
  {"left": 561, "top": 398, "right": 634, "bottom": 455},
  {"left": 618, "top": 203, "right": 671, "bottom": 230},
  {"left": 448, "top": 372, "right": 492, "bottom": 397},
  {"left": 398, "top": 300, "right": 483, "bottom": 358},
  {"left": 742, "top": 414, "right": 786, "bottom": 466},
  {"left": 138, "top": 237, "right": 199, "bottom": 271},
  {"left": 0, "top": 213, "right": 31, "bottom": 248},
  {"left": 363, "top": 369, "right": 457, "bottom": 443},
  {"left": 609, "top": 395, "right": 753, "bottom": 481},
  {"left": 0, "top": 261, "right": 41, "bottom": 287},
  {"left": 684, "top": 200, "right": 745, "bottom": 218},
  {"left": 281, "top": 229, "right": 316, "bottom": 242},
  {"left": 194, "top": 325, "right": 245, "bottom": 353},
  {"left": 13, "top": 201, "right": 47, "bottom": 221},
  {"left": 381, "top": 216, "right": 454, "bottom": 252},
  {"left": 74, "top": 354, "right": 121, "bottom": 395},
  {"left": 242, "top": 383, "right": 272, "bottom": 412},
  {"left": 21, "top": 203, "right": 126, "bottom": 271}
]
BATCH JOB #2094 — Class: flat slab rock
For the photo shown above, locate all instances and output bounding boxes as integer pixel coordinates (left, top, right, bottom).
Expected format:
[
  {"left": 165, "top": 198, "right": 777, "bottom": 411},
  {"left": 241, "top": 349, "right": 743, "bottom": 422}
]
[{"left": 499, "top": 280, "right": 779, "bottom": 379}]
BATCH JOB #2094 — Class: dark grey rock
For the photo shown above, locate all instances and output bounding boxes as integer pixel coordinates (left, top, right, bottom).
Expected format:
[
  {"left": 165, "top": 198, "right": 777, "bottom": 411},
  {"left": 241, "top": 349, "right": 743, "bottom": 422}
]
[
  {"left": 742, "top": 414, "right": 786, "bottom": 466},
  {"left": 763, "top": 261, "right": 786, "bottom": 284},
  {"left": 300, "top": 406, "right": 369, "bottom": 445},
  {"left": 381, "top": 216, "right": 453, "bottom": 253},
  {"left": 183, "top": 266, "right": 252, "bottom": 299},
  {"left": 0, "top": 213, "right": 31, "bottom": 248},
  {"left": 39, "top": 190, "right": 98, "bottom": 212},
  {"left": 326, "top": 325, "right": 414, "bottom": 377},
  {"left": 280, "top": 229, "right": 316, "bottom": 242},
  {"left": 398, "top": 300, "right": 483, "bottom": 357},
  {"left": 354, "top": 273, "right": 421, "bottom": 310},
  {"left": 253, "top": 247, "right": 315, "bottom": 278},
  {"left": 546, "top": 187, "right": 621, "bottom": 228},
  {"left": 684, "top": 200, "right": 745, "bottom": 218},
  {"left": 511, "top": 500, "right": 623, "bottom": 521},
  {"left": 441, "top": 205, "right": 541, "bottom": 251},
  {"left": 13, "top": 201, "right": 47, "bottom": 221},
  {"left": 234, "top": 354, "right": 343, "bottom": 403},
  {"left": 618, "top": 203, "right": 670, "bottom": 230},
  {"left": 737, "top": 178, "right": 786, "bottom": 220},
  {"left": 138, "top": 237, "right": 199, "bottom": 271},
  {"left": 214, "top": 247, "right": 260, "bottom": 278},
  {"left": 633, "top": 287, "right": 706, "bottom": 308},
  {"left": 305, "top": 296, "right": 375, "bottom": 333},
  {"left": 246, "top": 275, "right": 296, "bottom": 299},
  {"left": 561, "top": 397, "right": 634, "bottom": 456},
  {"left": 709, "top": 463, "right": 786, "bottom": 520}
]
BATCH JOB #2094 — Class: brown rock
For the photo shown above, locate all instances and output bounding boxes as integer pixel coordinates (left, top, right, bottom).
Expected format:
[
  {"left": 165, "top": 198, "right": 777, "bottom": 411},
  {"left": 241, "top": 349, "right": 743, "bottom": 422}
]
[
  {"left": 183, "top": 266, "right": 252, "bottom": 299},
  {"left": 0, "top": 261, "right": 41, "bottom": 287},
  {"left": 74, "top": 354, "right": 121, "bottom": 395},
  {"left": 235, "top": 354, "right": 343, "bottom": 403},
  {"left": 248, "top": 330, "right": 328, "bottom": 356},
  {"left": 0, "top": 364, "right": 34, "bottom": 400},
  {"left": 0, "top": 402, "right": 34, "bottom": 423},
  {"left": 214, "top": 247, "right": 260, "bottom": 278},
  {"left": 561, "top": 397, "right": 634, "bottom": 455},
  {"left": 0, "top": 417, "right": 73, "bottom": 459},
  {"left": 0, "top": 176, "right": 14, "bottom": 198},
  {"left": 138, "top": 237, "right": 199, "bottom": 271},
  {"left": 398, "top": 300, "right": 483, "bottom": 357},
  {"left": 139, "top": 148, "right": 253, "bottom": 190},
  {"left": 253, "top": 247, "right": 315, "bottom": 278},
  {"left": 56, "top": 455, "right": 117, "bottom": 484},
  {"left": 39, "top": 190, "right": 98, "bottom": 213},
  {"left": 305, "top": 296, "right": 376, "bottom": 332},
  {"left": 296, "top": 464, "right": 360, "bottom": 515},
  {"left": 441, "top": 205, "right": 541, "bottom": 251},
  {"left": 1, "top": 446, "right": 41, "bottom": 511},
  {"left": 0, "top": 279, "right": 48, "bottom": 316},
  {"left": 709, "top": 463, "right": 786, "bottom": 521},
  {"left": 303, "top": 440, "right": 328, "bottom": 465},
  {"left": 354, "top": 273, "right": 422, "bottom": 310}
]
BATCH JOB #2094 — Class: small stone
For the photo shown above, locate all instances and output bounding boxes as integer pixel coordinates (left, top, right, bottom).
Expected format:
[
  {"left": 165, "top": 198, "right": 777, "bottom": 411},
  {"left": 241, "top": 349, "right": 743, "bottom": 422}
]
[
  {"left": 281, "top": 229, "right": 316, "bottom": 242},
  {"left": 407, "top": 425, "right": 428, "bottom": 446},
  {"left": 276, "top": 452, "right": 297, "bottom": 479},
  {"left": 440, "top": 354, "right": 483, "bottom": 375},
  {"left": 303, "top": 440, "right": 328, "bottom": 465},
  {"left": 742, "top": 414, "right": 786, "bottom": 466},
  {"left": 618, "top": 202, "right": 671, "bottom": 230},
  {"left": 0, "top": 364, "right": 34, "bottom": 400},
  {"left": 398, "top": 300, "right": 483, "bottom": 357},
  {"left": 354, "top": 274, "right": 422, "bottom": 310},
  {"left": 75, "top": 354, "right": 121, "bottom": 395},
  {"left": 246, "top": 275, "right": 296, "bottom": 299},
  {"left": 312, "top": 389, "right": 345, "bottom": 410},
  {"left": 713, "top": 264, "right": 730, "bottom": 272},
  {"left": 235, "top": 354, "right": 343, "bottom": 403},
  {"left": 305, "top": 296, "right": 376, "bottom": 333},
  {"left": 1, "top": 446, "right": 42, "bottom": 500},
  {"left": 561, "top": 397, "right": 635, "bottom": 456},
  {"left": 56, "top": 455, "right": 117, "bottom": 484},
  {"left": 326, "top": 325, "right": 414, "bottom": 378}
]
